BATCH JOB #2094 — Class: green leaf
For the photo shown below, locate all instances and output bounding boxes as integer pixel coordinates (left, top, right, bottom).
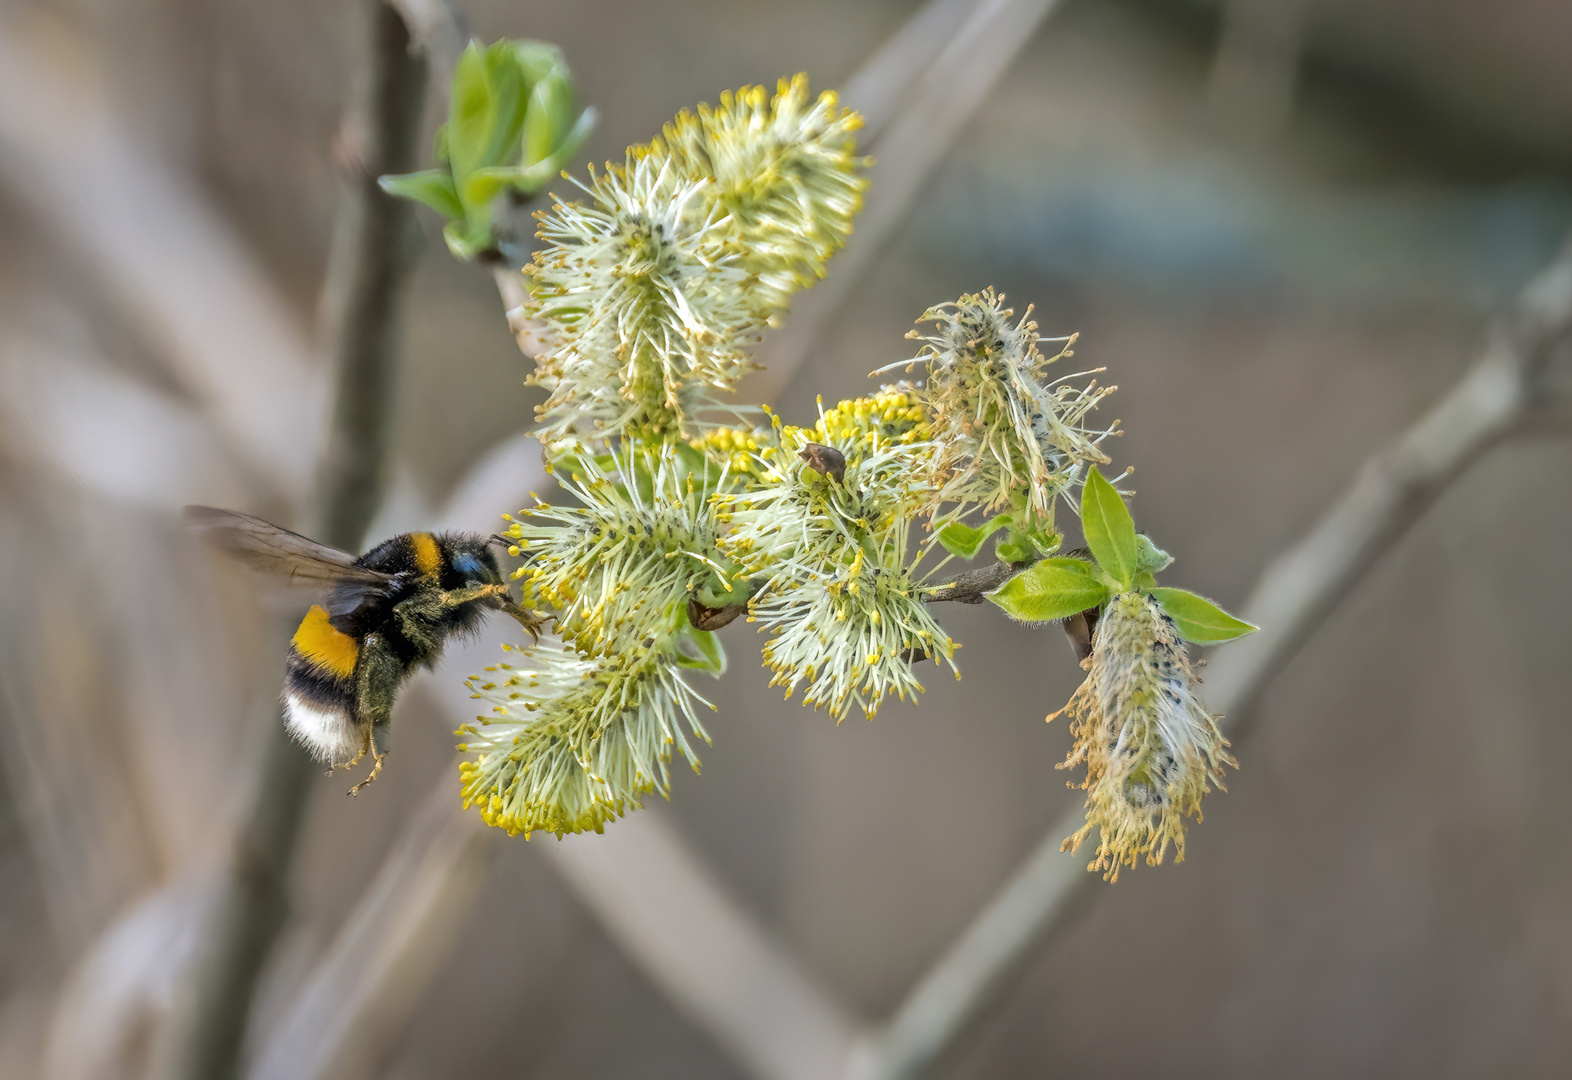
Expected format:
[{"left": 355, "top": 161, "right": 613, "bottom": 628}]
[
  {"left": 1081, "top": 469, "right": 1138, "bottom": 589},
  {"left": 512, "top": 109, "right": 596, "bottom": 193},
  {"left": 441, "top": 217, "right": 492, "bottom": 261},
  {"left": 478, "top": 42, "right": 528, "bottom": 168},
  {"left": 937, "top": 514, "right": 1011, "bottom": 560},
  {"left": 674, "top": 627, "right": 727, "bottom": 675},
  {"left": 985, "top": 558, "right": 1112, "bottom": 624},
  {"left": 378, "top": 170, "right": 463, "bottom": 220},
  {"left": 522, "top": 71, "right": 572, "bottom": 167},
  {"left": 993, "top": 532, "right": 1034, "bottom": 563},
  {"left": 509, "top": 40, "right": 565, "bottom": 88},
  {"left": 938, "top": 522, "right": 984, "bottom": 559},
  {"left": 444, "top": 39, "right": 584, "bottom": 191},
  {"left": 1148, "top": 587, "right": 1257, "bottom": 643},
  {"left": 446, "top": 44, "right": 496, "bottom": 183},
  {"left": 551, "top": 106, "right": 596, "bottom": 167},
  {"left": 460, "top": 165, "right": 526, "bottom": 211},
  {"left": 1023, "top": 523, "right": 1063, "bottom": 557}
]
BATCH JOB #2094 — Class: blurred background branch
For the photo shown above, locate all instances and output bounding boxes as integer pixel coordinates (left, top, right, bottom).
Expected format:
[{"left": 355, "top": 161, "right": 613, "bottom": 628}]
[
  {"left": 245, "top": 780, "right": 494, "bottom": 1080},
  {"left": 0, "top": 17, "right": 323, "bottom": 504},
  {"left": 166, "top": 3, "right": 427, "bottom": 1079},
  {"left": 2, "top": 0, "right": 1571, "bottom": 1077},
  {"left": 1208, "top": 0, "right": 1308, "bottom": 137}
]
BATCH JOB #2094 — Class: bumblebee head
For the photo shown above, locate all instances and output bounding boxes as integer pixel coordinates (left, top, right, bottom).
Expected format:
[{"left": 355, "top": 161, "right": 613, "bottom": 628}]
[{"left": 443, "top": 534, "right": 507, "bottom": 588}]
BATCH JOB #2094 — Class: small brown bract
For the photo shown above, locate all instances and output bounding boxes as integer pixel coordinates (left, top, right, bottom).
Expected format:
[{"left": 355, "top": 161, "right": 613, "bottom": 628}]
[
  {"left": 798, "top": 442, "right": 846, "bottom": 483},
  {"left": 688, "top": 595, "right": 746, "bottom": 631}
]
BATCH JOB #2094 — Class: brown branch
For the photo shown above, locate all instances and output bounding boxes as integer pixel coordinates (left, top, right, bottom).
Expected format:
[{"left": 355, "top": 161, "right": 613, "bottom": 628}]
[
  {"left": 924, "top": 561, "right": 1029, "bottom": 604},
  {"left": 165, "top": 5, "right": 428, "bottom": 1079},
  {"left": 857, "top": 236, "right": 1572, "bottom": 1080}
]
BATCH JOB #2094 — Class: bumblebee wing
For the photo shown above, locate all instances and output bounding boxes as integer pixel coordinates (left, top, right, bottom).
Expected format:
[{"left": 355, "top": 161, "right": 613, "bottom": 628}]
[{"left": 183, "top": 506, "right": 393, "bottom": 590}]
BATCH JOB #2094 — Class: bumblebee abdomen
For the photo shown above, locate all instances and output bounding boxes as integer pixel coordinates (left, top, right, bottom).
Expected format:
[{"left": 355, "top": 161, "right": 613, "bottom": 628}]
[{"left": 284, "top": 604, "right": 362, "bottom": 764}]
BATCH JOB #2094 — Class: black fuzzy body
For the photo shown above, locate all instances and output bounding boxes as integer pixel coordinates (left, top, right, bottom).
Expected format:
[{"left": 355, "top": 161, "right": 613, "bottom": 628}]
[
  {"left": 336, "top": 531, "right": 505, "bottom": 666},
  {"left": 283, "top": 531, "right": 507, "bottom": 763}
]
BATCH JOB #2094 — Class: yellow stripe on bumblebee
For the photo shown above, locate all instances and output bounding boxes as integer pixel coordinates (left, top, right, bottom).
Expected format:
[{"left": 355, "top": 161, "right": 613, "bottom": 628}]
[
  {"left": 292, "top": 604, "right": 360, "bottom": 677},
  {"left": 411, "top": 532, "right": 442, "bottom": 576}
]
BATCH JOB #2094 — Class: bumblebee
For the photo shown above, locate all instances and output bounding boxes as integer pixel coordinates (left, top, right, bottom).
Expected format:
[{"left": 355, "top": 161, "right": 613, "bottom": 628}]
[{"left": 186, "top": 507, "right": 539, "bottom": 793}]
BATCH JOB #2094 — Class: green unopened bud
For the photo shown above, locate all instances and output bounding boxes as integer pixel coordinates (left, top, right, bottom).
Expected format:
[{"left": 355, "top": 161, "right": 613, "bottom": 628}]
[
  {"left": 1135, "top": 533, "right": 1173, "bottom": 574},
  {"left": 379, "top": 38, "right": 596, "bottom": 260}
]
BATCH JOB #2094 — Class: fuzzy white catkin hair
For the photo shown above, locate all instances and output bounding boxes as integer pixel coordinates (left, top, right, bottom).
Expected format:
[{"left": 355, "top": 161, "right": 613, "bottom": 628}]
[{"left": 1054, "top": 591, "right": 1235, "bottom": 880}]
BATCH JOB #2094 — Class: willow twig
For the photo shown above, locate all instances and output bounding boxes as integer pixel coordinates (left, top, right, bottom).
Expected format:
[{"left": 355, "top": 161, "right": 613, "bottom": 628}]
[
  {"left": 925, "top": 561, "right": 1029, "bottom": 604},
  {"left": 857, "top": 236, "right": 1572, "bottom": 1080},
  {"left": 385, "top": 0, "right": 468, "bottom": 83}
]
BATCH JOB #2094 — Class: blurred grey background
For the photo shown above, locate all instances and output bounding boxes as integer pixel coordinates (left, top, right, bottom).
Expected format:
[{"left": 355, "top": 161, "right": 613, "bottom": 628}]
[{"left": 2, "top": 0, "right": 1571, "bottom": 1077}]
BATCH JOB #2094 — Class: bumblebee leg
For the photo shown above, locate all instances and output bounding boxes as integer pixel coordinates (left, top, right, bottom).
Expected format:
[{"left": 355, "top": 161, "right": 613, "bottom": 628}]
[
  {"left": 331, "top": 724, "right": 370, "bottom": 772},
  {"left": 438, "top": 583, "right": 543, "bottom": 639},
  {"left": 438, "top": 583, "right": 508, "bottom": 608},
  {"left": 348, "top": 747, "right": 384, "bottom": 796},
  {"left": 348, "top": 722, "right": 392, "bottom": 795},
  {"left": 336, "top": 729, "right": 370, "bottom": 772},
  {"left": 347, "top": 633, "right": 401, "bottom": 796}
]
